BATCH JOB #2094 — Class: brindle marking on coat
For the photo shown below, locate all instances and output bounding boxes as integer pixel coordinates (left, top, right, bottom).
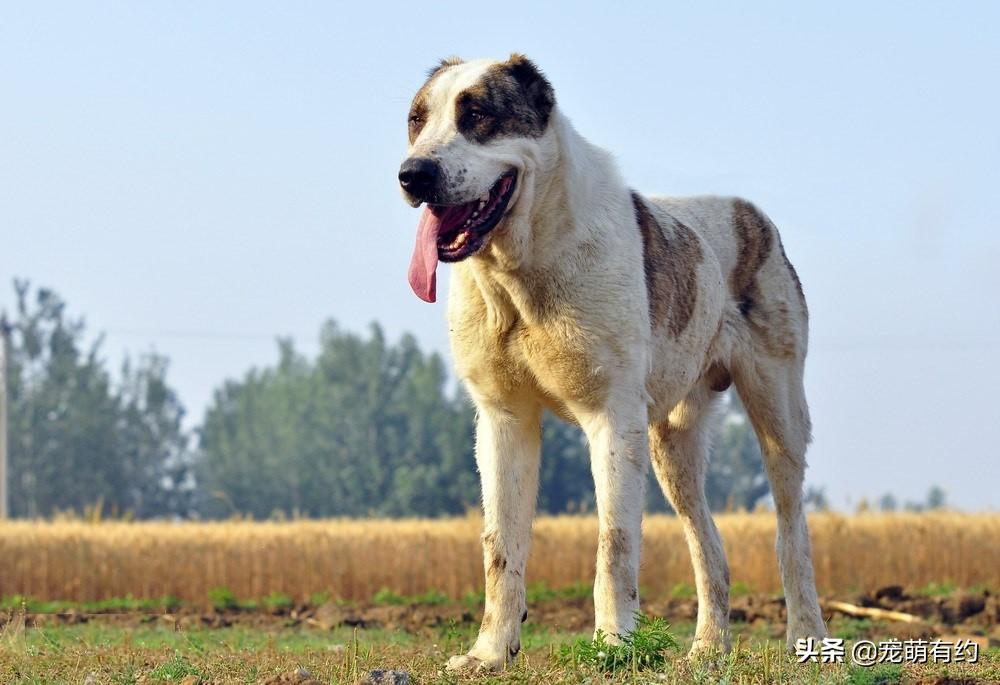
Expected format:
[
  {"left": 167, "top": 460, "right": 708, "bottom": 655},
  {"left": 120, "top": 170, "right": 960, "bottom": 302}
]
[
  {"left": 632, "top": 192, "right": 703, "bottom": 338},
  {"left": 731, "top": 198, "right": 774, "bottom": 316}
]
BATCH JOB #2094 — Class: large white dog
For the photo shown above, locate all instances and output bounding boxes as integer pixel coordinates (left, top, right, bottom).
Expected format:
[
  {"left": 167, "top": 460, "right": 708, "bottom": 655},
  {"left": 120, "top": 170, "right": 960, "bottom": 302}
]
[{"left": 398, "top": 54, "right": 827, "bottom": 672}]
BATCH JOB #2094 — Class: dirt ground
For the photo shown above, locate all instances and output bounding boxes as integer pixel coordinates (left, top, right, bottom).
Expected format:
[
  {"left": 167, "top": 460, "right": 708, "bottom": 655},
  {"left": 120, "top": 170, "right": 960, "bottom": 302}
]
[{"left": 15, "top": 585, "right": 999, "bottom": 643}]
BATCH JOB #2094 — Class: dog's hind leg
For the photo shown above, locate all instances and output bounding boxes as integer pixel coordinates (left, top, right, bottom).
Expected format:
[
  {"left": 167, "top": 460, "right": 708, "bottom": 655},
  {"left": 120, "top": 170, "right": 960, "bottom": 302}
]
[
  {"left": 446, "top": 397, "right": 542, "bottom": 673},
  {"left": 733, "top": 354, "right": 827, "bottom": 649},
  {"left": 649, "top": 384, "right": 732, "bottom": 657},
  {"left": 578, "top": 391, "right": 650, "bottom": 641}
]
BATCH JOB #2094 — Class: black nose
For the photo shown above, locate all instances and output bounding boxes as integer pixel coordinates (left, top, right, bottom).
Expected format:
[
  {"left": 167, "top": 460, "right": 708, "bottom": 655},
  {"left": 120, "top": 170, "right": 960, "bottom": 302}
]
[{"left": 398, "top": 157, "right": 440, "bottom": 199}]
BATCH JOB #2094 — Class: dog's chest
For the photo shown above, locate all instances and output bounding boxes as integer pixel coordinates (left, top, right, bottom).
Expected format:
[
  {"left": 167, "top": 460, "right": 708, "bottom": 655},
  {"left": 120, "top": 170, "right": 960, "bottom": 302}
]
[{"left": 449, "top": 274, "right": 609, "bottom": 416}]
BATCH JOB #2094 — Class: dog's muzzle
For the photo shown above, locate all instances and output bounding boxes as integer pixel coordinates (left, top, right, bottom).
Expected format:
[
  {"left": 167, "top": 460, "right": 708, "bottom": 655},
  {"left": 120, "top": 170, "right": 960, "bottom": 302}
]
[{"left": 398, "top": 157, "right": 441, "bottom": 203}]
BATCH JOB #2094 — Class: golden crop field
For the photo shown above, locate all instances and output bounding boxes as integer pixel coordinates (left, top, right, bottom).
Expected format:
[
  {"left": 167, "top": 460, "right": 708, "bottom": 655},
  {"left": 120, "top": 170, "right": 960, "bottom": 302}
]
[{"left": 1, "top": 512, "right": 997, "bottom": 605}]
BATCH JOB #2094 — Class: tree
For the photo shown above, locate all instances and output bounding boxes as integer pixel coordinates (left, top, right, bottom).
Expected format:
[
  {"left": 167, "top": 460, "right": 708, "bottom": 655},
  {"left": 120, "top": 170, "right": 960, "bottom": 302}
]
[
  {"left": 538, "top": 414, "right": 595, "bottom": 514},
  {"left": 878, "top": 493, "right": 898, "bottom": 512},
  {"left": 925, "top": 486, "right": 947, "bottom": 510},
  {"left": 703, "top": 393, "right": 770, "bottom": 511},
  {"left": 196, "top": 322, "right": 479, "bottom": 518},
  {"left": 4, "top": 280, "right": 189, "bottom": 518},
  {"left": 115, "top": 354, "right": 192, "bottom": 517},
  {"left": 538, "top": 391, "right": 770, "bottom": 515}
]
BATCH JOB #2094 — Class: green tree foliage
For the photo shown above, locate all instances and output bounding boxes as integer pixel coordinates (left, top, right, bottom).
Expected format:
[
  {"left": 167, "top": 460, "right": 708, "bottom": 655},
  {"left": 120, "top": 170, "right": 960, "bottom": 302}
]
[
  {"left": 538, "top": 415, "right": 595, "bottom": 514},
  {"left": 4, "top": 281, "right": 189, "bottom": 518},
  {"left": 196, "top": 323, "right": 479, "bottom": 518},
  {"left": 3, "top": 279, "right": 772, "bottom": 518},
  {"left": 704, "top": 394, "right": 770, "bottom": 511}
]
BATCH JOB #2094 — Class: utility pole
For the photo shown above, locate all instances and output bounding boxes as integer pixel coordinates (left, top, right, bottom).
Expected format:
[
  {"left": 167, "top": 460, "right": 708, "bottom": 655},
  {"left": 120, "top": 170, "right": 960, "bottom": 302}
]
[{"left": 0, "top": 314, "right": 9, "bottom": 519}]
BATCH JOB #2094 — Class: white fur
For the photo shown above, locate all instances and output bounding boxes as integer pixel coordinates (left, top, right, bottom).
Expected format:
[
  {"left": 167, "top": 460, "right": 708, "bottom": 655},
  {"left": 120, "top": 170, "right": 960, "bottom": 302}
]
[{"left": 402, "top": 58, "right": 827, "bottom": 672}]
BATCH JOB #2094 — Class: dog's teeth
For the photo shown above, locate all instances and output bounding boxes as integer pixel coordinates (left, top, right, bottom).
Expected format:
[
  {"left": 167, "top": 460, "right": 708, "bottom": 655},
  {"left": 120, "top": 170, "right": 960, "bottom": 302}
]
[{"left": 472, "top": 211, "right": 479, "bottom": 218}]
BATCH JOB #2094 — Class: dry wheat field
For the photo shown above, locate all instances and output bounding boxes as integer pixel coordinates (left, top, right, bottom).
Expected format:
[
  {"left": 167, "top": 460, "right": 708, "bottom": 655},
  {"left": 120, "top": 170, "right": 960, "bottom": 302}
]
[{"left": 1, "top": 512, "right": 997, "bottom": 604}]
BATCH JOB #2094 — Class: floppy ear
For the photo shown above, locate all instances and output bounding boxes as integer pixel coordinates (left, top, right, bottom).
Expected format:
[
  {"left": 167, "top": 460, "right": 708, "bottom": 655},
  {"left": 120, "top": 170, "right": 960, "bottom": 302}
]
[{"left": 506, "top": 53, "right": 555, "bottom": 123}]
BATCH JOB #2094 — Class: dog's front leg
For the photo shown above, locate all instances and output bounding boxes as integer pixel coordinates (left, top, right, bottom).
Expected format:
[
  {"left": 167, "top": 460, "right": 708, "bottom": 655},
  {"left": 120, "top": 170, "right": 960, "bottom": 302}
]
[
  {"left": 446, "top": 399, "right": 541, "bottom": 674},
  {"left": 580, "top": 397, "right": 650, "bottom": 640}
]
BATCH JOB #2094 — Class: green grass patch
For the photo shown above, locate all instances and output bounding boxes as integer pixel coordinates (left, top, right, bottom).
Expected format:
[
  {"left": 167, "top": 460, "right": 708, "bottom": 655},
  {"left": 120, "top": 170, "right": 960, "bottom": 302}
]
[
  {"left": 558, "top": 614, "right": 678, "bottom": 672},
  {"left": 149, "top": 653, "right": 204, "bottom": 681},
  {"left": 730, "top": 580, "right": 752, "bottom": 597},
  {"left": 525, "top": 581, "right": 592, "bottom": 603},
  {"left": 914, "top": 580, "right": 957, "bottom": 597},
  {"left": 0, "top": 595, "right": 181, "bottom": 614},
  {"left": 669, "top": 582, "right": 695, "bottom": 599},
  {"left": 263, "top": 592, "right": 293, "bottom": 611},
  {"left": 206, "top": 587, "right": 257, "bottom": 612},
  {"left": 846, "top": 662, "right": 904, "bottom": 685},
  {"left": 371, "top": 588, "right": 449, "bottom": 606}
]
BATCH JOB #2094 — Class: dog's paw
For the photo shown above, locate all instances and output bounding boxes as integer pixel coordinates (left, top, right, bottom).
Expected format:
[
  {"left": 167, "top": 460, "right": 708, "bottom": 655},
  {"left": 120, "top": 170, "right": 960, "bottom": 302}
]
[
  {"left": 445, "top": 653, "right": 501, "bottom": 674},
  {"left": 687, "top": 635, "right": 731, "bottom": 661}
]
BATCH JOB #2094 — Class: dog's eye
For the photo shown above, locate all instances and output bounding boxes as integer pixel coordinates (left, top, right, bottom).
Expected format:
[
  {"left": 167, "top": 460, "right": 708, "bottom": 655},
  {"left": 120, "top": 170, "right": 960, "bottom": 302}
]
[
  {"left": 408, "top": 113, "right": 424, "bottom": 126},
  {"left": 467, "top": 109, "right": 487, "bottom": 122}
]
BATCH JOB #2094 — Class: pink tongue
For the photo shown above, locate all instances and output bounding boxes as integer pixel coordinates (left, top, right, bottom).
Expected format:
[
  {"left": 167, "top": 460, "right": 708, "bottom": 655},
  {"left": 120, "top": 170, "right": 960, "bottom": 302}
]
[
  {"left": 407, "top": 203, "right": 476, "bottom": 303},
  {"left": 408, "top": 206, "right": 441, "bottom": 302}
]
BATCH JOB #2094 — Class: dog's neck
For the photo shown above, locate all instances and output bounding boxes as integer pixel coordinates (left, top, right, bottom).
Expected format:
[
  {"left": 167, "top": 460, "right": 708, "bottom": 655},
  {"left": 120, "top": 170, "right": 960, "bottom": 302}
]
[
  {"left": 459, "top": 110, "right": 634, "bottom": 327},
  {"left": 484, "top": 109, "right": 630, "bottom": 274}
]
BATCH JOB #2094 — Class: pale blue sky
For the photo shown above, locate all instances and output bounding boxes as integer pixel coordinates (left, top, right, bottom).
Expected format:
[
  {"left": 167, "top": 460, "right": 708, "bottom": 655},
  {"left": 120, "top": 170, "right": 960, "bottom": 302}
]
[{"left": 2, "top": 3, "right": 998, "bottom": 509}]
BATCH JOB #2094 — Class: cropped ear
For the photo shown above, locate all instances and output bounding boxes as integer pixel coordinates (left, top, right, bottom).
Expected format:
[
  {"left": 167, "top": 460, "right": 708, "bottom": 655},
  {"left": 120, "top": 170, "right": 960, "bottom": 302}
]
[
  {"left": 506, "top": 53, "right": 555, "bottom": 124},
  {"left": 426, "top": 56, "right": 463, "bottom": 79}
]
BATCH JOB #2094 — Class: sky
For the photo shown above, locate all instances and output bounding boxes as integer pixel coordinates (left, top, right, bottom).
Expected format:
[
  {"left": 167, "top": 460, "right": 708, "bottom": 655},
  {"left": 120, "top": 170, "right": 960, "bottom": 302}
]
[{"left": 1, "top": 2, "right": 998, "bottom": 511}]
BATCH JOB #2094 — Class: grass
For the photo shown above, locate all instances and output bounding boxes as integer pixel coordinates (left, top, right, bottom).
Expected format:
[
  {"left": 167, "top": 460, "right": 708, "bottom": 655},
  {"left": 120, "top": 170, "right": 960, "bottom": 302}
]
[
  {"left": 2, "top": 512, "right": 999, "bottom": 605},
  {"left": 914, "top": 580, "right": 959, "bottom": 597},
  {"left": 0, "top": 595, "right": 182, "bottom": 614},
  {"left": 207, "top": 586, "right": 258, "bottom": 612},
  {"left": 372, "top": 588, "right": 449, "bottom": 606},
  {"left": 558, "top": 614, "right": 679, "bottom": 671},
  {"left": 1, "top": 615, "right": 996, "bottom": 684}
]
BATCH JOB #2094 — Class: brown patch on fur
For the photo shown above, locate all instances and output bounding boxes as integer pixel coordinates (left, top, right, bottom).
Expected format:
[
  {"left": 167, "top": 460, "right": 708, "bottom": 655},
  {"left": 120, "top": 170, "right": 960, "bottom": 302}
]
[
  {"left": 598, "top": 528, "right": 630, "bottom": 561},
  {"left": 730, "top": 198, "right": 774, "bottom": 315},
  {"left": 482, "top": 531, "right": 506, "bottom": 579},
  {"left": 598, "top": 528, "right": 637, "bottom": 605},
  {"left": 632, "top": 192, "right": 703, "bottom": 338},
  {"left": 407, "top": 57, "right": 464, "bottom": 144},
  {"left": 730, "top": 199, "right": 803, "bottom": 359},
  {"left": 704, "top": 362, "right": 732, "bottom": 392},
  {"left": 779, "top": 240, "right": 806, "bottom": 309},
  {"left": 456, "top": 54, "right": 554, "bottom": 143}
]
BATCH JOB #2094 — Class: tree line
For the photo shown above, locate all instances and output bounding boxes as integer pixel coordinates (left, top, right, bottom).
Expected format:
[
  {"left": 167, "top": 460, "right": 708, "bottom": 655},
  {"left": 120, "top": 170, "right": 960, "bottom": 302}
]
[{"left": 2, "top": 280, "right": 814, "bottom": 519}]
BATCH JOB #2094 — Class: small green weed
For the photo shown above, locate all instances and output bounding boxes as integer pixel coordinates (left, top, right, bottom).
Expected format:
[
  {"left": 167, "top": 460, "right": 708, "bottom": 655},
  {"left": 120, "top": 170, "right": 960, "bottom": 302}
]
[
  {"left": 914, "top": 581, "right": 956, "bottom": 597},
  {"left": 558, "top": 614, "right": 678, "bottom": 672},
  {"left": 846, "top": 662, "right": 903, "bottom": 685}
]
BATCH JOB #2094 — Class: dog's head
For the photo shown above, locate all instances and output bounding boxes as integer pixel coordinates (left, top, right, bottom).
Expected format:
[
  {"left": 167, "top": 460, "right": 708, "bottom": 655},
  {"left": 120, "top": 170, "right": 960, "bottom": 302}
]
[{"left": 398, "top": 54, "right": 556, "bottom": 302}]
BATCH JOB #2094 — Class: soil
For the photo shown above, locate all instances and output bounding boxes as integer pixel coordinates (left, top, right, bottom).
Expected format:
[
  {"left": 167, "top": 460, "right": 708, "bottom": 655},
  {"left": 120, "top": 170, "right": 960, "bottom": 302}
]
[{"left": 9, "top": 585, "right": 998, "bottom": 640}]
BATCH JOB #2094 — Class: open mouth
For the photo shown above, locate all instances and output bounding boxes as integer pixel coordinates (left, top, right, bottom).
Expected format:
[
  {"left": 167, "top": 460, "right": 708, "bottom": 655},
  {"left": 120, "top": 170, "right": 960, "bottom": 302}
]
[{"left": 430, "top": 171, "right": 517, "bottom": 262}]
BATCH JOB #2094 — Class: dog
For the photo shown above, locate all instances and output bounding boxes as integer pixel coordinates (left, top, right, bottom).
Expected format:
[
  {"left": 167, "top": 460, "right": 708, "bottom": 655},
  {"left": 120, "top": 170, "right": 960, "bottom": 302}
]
[{"left": 398, "top": 54, "right": 827, "bottom": 672}]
